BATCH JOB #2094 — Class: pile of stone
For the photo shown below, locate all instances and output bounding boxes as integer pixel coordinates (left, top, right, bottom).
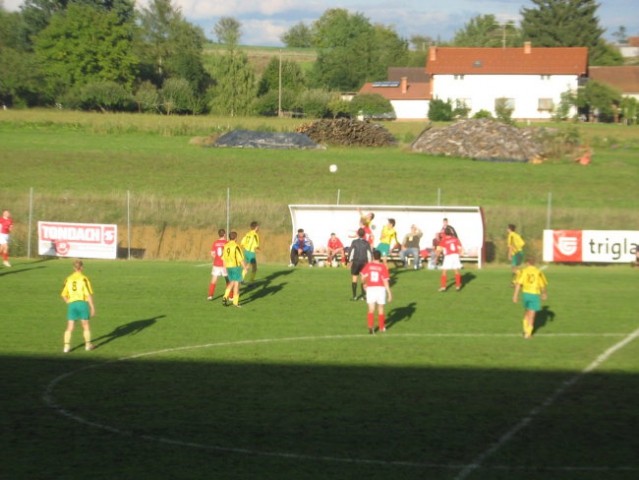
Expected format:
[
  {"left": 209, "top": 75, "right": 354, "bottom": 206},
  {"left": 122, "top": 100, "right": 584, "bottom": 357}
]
[
  {"left": 213, "top": 130, "right": 322, "bottom": 149},
  {"left": 411, "top": 119, "right": 549, "bottom": 162},
  {"left": 296, "top": 118, "right": 396, "bottom": 147}
]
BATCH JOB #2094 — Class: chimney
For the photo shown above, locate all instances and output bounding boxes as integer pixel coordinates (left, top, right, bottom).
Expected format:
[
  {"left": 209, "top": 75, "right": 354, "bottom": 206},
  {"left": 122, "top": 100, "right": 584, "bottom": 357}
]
[
  {"left": 524, "top": 41, "right": 532, "bottom": 54},
  {"left": 401, "top": 77, "right": 408, "bottom": 94},
  {"left": 429, "top": 46, "right": 437, "bottom": 62}
]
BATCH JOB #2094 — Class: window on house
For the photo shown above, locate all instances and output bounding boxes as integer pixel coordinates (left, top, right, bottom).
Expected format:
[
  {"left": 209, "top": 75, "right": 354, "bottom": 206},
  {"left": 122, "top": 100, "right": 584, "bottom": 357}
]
[
  {"left": 495, "top": 98, "right": 515, "bottom": 110},
  {"left": 538, "top": 98, "right": 554, "bottom": 111},
  {"left": 454, "top": 74, "right": 465, "bottom": 80},
  {"left": 540, "top": 75, "right": 551, "bottom": 80}
]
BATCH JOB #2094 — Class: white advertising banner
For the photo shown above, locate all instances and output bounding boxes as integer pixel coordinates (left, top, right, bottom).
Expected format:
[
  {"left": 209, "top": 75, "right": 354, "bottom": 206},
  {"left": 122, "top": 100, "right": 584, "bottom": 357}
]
[
  {"left": 38, "top": 221, "right": 118, "bottom": 259},
  {"left": 543, "top": 229, "right": 639, "bottom": 263}
]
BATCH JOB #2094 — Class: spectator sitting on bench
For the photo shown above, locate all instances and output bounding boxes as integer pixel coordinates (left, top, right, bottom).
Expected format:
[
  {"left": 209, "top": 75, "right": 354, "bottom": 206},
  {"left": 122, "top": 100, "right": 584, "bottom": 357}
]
[
  {"left": 289, "top": 229, "right": 315, "bottom": 267},
  {"left": 327, "top": 232, "right": 347, "bottom": 266},
  {"left": 399, "top": 224, "right": 423, "bottom": 269}
]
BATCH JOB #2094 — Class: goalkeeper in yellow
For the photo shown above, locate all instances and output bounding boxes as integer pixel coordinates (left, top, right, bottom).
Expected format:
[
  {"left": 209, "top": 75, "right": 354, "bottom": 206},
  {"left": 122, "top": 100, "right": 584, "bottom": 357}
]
[
  {"left": 512, "top": 257, "right": 548, "bottom": 339},
  {"left": 222, "top": 231, "right": 248, "bottom": 308},
  {"left": 61, "top": 259, "right": 96, "bottom": 352},
  {"left": 240, "top": 221, "right": 260, "bottom": 283}
]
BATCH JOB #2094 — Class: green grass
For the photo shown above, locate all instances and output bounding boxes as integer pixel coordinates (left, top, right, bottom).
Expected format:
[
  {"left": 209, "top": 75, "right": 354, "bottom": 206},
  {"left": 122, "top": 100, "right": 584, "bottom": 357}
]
[
  {"left": 1, "top": 110, "right": 638, "bottom": 262},
  {"left": 2, "top": 259, "right": 638, "bottom": 479}
]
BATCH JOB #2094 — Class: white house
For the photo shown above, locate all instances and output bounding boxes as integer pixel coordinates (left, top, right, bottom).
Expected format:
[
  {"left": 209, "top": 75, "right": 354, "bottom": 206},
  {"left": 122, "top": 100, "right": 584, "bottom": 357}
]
[
  {"left": 358, "top": 76, "right": 431, "bottom": 120},
  {"left": 425, "top": 43, "right": 588, "bottom": 120}
]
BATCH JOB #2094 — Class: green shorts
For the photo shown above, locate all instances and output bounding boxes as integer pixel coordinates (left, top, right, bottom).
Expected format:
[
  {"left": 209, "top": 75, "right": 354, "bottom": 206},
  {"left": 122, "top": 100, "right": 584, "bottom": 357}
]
[
  {"left": 511, "top": 251, "right": 524, "bottom": 267},
  {"left": 227, "top": 266, "right": 244, "bottom": 282},
  {"left": 522, "top": 293, "right": 541, "bottom": 312},
  {"left": 377, "top": 243, "right": 391, "bottom": 256},
  {"left": 244, "top": 251, "right": 257, "bottom": 264},
  {"left": 67, "top": 301, "right": 90, "bottom": 321}
]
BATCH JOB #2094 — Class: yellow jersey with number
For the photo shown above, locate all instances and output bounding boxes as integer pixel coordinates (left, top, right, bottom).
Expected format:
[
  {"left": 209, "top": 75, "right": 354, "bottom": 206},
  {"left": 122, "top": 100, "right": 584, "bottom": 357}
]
[
  {"left": 241, "top": 230, "right": 260, "bottom": 253},
  {"left": 515, "top": 265, "right": 547, "bottom": 295},
  {"left": 61, "top": 272, "right": 94, "bottom": 303},
  {"left": 223, "top": 240, "right": 245, "bottom": 268}
]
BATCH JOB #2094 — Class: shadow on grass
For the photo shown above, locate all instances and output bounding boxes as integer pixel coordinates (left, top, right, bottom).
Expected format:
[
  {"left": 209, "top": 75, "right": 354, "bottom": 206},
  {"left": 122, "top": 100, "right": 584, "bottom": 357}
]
[
  {"left": 90, "top": 315, "right": 165, "bottom": 350},
  {"left": 386, "top": 302, "right": 417, "bottom": 330},
  {"left": 534, "top": 305, "right": 556, "bottom": 334},
  {"left": 3, "top": 352, "right": 637, "bottom": 480}
]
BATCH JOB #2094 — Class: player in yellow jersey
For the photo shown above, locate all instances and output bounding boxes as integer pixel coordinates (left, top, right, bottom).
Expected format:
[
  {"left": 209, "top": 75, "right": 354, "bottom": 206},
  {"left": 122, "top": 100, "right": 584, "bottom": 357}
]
[
  {"left": 61, "top": 259, "right": 96, "bottom": 352},
  {"left": 222, "top": 231, "right": 248, "bottom": 307},
  {"left": 377, "top": 218, "right": 399, "bottom": 266},
  {"left": 507, "top": 224, "right": 526, "bottom": 284},
  {"left": 512, "top": 257, "right": 548, "bottom": 339},
  {"left": 240, "top": 221, "right": 260, "bottom": 283}
]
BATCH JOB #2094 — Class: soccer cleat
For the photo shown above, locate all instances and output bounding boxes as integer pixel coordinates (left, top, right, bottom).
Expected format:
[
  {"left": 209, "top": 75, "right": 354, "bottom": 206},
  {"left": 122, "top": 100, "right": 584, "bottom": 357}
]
[
  {"left": 85, "top": 344, "right": 96, "bottom": 351},
  {"left": 358, "top": 295, "right": 366, "bottom": 301},
  {"left": 380, "top": 328, "right": 386, "bottom": 333},
  {"left": 231, "top": 303, "right": 242, "bottom": 308},
  {"left": 222, "top": 297, "right": 228, "bottom": 306},
  {"left": 455, "top": 286, "right": 461, "bottom": 292},
  {"left": 63, "top": 344, "right": 70, "bottom": 353},
  {"left": 351, "top": 296, "right": 358, "bottom": 301},
  {"left": 207, "top": 296, "right": 213, "bottom": 301},
  {"left": 3, "top": 260, "right": 11, "bottom": 267},
  {"left": 438, "top": 287, "right": 446, "bottom": 292},
  {"left": 369, "top": 328, "right": 375, "bottom": 335}
]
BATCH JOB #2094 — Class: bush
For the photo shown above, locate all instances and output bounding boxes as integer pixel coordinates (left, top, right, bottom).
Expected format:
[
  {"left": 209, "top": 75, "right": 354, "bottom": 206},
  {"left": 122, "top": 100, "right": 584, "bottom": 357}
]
[
  {"left": 350, "top": 93, "right": 394, "bottom": 119},
  {"left": 134, "top": 81, "right": 160, "bottom": 113},
  {"left": 161, "top": 78, "right": 202, "bottom": 115},
  {"left": 428, "top": 98, "right": 453, "bottom": 121},
  {"left": 473, "top": 109, "right": 493, "bottom": 119},
  {"left": 295, "top": 89, "right": 331, "bottom": 118},
  {"left": 63, "top": 81, "right": 135, "bottom": 112}
]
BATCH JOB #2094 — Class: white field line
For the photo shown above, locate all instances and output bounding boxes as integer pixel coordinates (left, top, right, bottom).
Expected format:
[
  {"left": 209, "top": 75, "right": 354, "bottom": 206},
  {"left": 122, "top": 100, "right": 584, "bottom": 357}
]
[
  {"left": 42, "top": 332, "right": 639, "bottom": 474},
  {"left": 454, "top": 326, "right": 639, "bottom": 480}
]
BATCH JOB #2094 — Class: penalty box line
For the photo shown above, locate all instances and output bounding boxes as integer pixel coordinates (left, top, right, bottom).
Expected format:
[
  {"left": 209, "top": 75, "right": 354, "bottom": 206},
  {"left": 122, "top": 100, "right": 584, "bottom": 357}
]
[{"left": 454, "top": 326, "right": 639, "bottom": 480}]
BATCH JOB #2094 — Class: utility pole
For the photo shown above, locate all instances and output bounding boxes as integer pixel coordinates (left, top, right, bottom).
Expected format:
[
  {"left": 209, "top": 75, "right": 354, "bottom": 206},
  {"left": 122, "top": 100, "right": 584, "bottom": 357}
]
[{"left": 278, "top": 49, "right": 282, "bottom": 117}]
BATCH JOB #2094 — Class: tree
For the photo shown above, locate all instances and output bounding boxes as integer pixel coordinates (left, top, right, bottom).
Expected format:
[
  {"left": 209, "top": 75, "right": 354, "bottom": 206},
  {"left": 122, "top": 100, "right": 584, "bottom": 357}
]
[
  {"left": 453, "top": 15, "right": 521, "bottom": 47},
  {"left": 208, "top": 49, "right": 256, "bottom": 116},
  {"left": 213, "top": 16, "right": 241, "bottom": 47},
  {"left": 520, "top": 0, "right": 620, "bottom": 65},
  {"left": 33, "top": 3, "right": 139, "bottom": 99},
  {"left": 136, "top": 0, "right": 211, "bottom": 94},
  {"left": 310, "top": 9, "right": 409, "bottom": 91},
  {"left": 577, "top": 79, "right": 622, "bottom": 122},
  {"left": 612, "top": 26, "right": 628, "bottom": 44},
  {"left": 257, "top": 56, "right": 306, "bottom": 97},
  {"left": 280, "top": 21, "right": 312, "bottom": 48}
]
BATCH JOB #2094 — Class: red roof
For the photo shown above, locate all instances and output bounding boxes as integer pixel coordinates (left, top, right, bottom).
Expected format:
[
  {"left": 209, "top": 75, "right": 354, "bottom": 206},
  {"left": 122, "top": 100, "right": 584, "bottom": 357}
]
[
  {"left": 359, "top": 79, "right": 432, "bottom": 100},
  {"left": 426, "top": 45, "right": 588, "bottom": 76},
  {"left": 589, "top": 66, "right": 639, "bottom": 93}
]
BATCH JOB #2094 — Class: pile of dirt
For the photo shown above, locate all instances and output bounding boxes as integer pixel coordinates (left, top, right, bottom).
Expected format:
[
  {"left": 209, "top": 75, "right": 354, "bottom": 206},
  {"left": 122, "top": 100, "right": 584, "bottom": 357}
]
[
  {"left": 411, "top": 119, "right": 549, "bottom": 162},
  {"left": 296, "top": 118, "right": 396, "bottom": 147},
  {"left": 213, "top": 130, "right": 322, "bottom": 149}
]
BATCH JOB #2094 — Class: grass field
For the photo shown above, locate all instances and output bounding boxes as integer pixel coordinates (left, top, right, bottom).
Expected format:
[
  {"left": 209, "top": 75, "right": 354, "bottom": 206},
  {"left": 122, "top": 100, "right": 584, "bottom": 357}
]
[
  {"left": 1, "top": 109, "right": 638, "bottom": 262},
  {"left": 2, "top": 258, "right": 638, "bottom": 480}
]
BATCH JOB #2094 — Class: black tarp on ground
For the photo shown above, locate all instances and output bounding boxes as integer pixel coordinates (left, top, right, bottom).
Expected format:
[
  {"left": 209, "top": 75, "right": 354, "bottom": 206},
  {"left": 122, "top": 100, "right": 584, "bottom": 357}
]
[{"left": 213, "top": 130, "right": 323, "bottom": 149}]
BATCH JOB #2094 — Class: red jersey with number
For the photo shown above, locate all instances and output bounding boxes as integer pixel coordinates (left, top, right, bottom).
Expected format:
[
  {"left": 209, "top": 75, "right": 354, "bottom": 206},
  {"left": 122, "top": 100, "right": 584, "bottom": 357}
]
[
  {"left": 211, "top": 238, "right": 227, "bottom": 267},
  {"left": 439, "top": 235, "right": 462, "bottom": 256},
  {"left": 361, "top": 262, "right": 389, "bottom": 287}
]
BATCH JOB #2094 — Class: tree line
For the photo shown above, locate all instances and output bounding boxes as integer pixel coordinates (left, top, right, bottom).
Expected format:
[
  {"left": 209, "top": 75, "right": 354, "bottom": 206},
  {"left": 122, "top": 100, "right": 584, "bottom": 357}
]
[{"left": 0, "top": 0, "right": 630, "bottom": 117}]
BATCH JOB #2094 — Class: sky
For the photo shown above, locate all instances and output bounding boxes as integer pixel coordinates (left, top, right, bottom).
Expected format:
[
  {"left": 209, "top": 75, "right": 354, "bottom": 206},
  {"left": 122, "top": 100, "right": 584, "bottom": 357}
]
[{"left": 3, "top": 0, "right": 637, "bottom": 46}]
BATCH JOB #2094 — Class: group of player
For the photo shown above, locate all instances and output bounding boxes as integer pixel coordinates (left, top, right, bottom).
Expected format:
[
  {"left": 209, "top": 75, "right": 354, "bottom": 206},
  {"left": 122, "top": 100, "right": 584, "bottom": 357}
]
[
  {"left": 54, "top": 215, "right": 547, "bottom": 353},
  {"left": 208, "top": 221, "right": 260, "bottom": 308}
]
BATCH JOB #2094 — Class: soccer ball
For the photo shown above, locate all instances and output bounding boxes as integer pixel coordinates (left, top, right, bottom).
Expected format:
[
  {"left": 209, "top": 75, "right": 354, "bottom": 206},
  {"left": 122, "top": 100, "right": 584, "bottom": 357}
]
[{"left": 329, "top": 164, "right": 338, "bottom": 173}]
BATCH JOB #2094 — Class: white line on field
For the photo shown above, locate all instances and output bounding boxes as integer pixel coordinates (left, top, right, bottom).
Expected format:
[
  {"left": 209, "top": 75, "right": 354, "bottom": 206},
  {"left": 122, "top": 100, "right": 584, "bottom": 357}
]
[
  {"left": 42, "top": 331, "right": 639, "bottom": 474},
  {"left": 454, "top": 326, "right": 639, "bottom": 480}
]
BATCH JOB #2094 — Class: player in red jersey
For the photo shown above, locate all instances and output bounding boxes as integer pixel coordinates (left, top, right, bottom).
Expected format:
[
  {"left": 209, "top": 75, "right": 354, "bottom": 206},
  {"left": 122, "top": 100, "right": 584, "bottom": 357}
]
[
  {"left": 360, "top": 250, "right": 392, "bottom": 334},
  {"left": 436, "top": 227, "right": 463, "bottom": 292},
  {"left": 327, "top": 232, "right": 346, "bottom": 266},
  {"left": 207, "top": 229, "right": 229, "bottom": 300},
  {"left": 0, "top": 210, "right": 14, "bottom": 267}
]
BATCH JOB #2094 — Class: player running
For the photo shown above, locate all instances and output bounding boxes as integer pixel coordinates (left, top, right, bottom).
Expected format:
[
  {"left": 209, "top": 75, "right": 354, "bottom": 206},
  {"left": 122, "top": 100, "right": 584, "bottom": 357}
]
[{"left": 360, "top": 250, "right": 392, "bottom": 334}]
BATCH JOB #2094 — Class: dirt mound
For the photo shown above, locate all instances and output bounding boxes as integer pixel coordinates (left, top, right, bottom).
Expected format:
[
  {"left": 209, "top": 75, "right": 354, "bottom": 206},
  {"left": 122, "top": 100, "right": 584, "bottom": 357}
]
[
  {"left": 411, "top": 119, "right": 548, "bottom": 162},
  {"left": 296, "top": 118, "right": 396, "bottom": 147}
]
